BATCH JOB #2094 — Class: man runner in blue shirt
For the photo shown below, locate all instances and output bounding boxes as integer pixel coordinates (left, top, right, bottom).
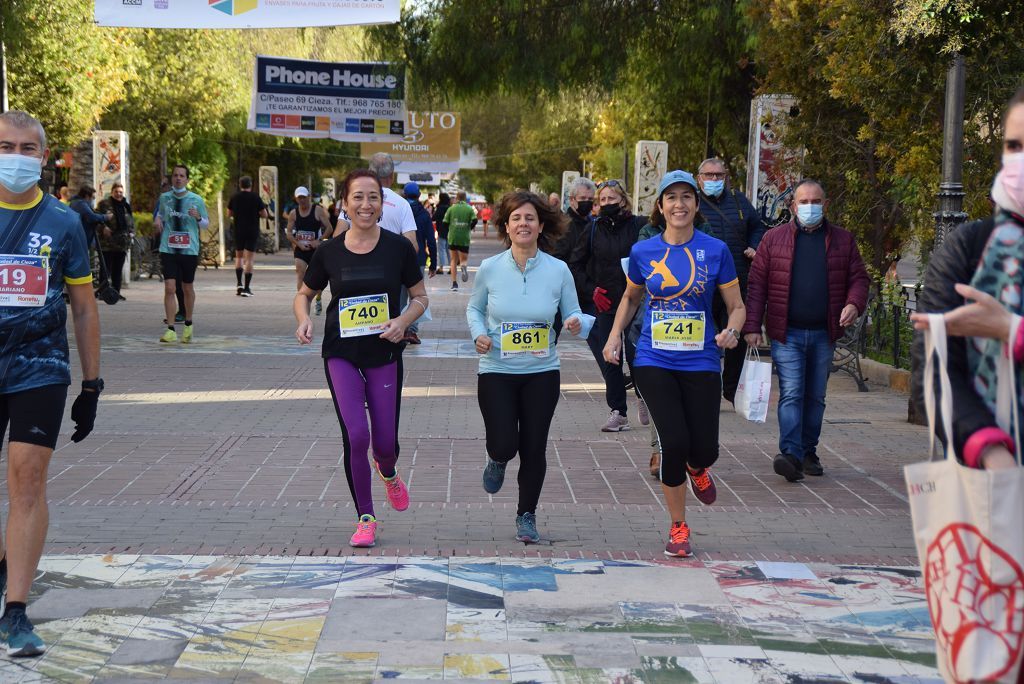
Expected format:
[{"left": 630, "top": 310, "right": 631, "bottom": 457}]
[{"left": 0, "top": 111, "right": 102, "bottom": 656}]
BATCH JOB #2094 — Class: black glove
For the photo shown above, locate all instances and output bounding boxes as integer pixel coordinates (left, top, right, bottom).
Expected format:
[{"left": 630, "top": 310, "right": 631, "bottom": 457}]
[{"left": 70, "top": 389, "right": 100, "bottom": 442}]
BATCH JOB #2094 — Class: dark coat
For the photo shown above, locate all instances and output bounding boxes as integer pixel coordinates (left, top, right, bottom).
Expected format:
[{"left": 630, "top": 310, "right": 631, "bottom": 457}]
[
  {"left": 742, "top": 219, "right": 870, "bottom": 344},
  {"left": 551, "top": 207, "right": 591, "bottom": 264},
  {"left": 409, "top": 199, "right": 437, "bottom": 268},
  {"left": 568, "top": 211, "right": 645, "bottom": 309},
  {"left": 432, "top": 202, "right": 451, "bottom": 239},
  {"left": 911, "top": 217, "right": 997, "bottom": 456},
  {"left": 698, "top": 189, "right": 765, "bottom": 292}
]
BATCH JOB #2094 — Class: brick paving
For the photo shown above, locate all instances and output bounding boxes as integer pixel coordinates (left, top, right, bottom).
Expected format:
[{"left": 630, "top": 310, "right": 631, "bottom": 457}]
[{"left": 34, "top": 233, "right": 930, "bottom": 563}]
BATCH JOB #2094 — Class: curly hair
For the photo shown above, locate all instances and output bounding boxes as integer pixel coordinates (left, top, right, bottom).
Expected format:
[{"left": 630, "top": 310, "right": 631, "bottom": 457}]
[
  {"left": 495, "top": 191, "right": 567, "bottom": 253},
  {"left": 341, "top": 169, "right": 383, "bottom": 201}
]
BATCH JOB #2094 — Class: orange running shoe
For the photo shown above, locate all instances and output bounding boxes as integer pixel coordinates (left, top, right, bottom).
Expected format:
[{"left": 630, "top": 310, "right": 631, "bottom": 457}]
[
  {"left": 664, "top": 521, "right": 692, "bottom": 557},
  {"left": 688, "top": 466, "right": 717, "bottom": 505}
]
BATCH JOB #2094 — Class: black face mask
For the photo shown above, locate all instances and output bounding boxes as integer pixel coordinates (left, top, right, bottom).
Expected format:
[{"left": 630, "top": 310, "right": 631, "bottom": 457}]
[
  {"left": 599, "top": 204, "right": 621, "bottom": 219},
  {"left": 575, "top": 200, "right": 593, "bottom": 216}
]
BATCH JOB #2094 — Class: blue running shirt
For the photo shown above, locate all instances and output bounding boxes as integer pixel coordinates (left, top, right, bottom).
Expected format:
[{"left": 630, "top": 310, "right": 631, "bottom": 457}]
[
  {"left": 627, "top": 231, "right": 738, "bottom": 372},
  {"left": 0, "top": 191, "right": 92, "bottom": 393}
]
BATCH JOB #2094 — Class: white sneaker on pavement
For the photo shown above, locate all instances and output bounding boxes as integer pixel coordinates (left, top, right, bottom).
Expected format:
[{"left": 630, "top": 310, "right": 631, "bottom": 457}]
[{"left": 601, "top": 410, "right": 630, "bottom": 432}]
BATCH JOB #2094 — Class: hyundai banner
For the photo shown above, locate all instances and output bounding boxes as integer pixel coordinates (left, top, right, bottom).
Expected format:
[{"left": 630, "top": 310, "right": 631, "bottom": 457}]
[
  {"left": 248, "top": 56, "right": 406, "bottom": 143},
  {"left": 95, "top": 0, "right": 399, "bottom": 29},
  {"left": 361, "top": 112, "right": 461, "bottom": 173}
]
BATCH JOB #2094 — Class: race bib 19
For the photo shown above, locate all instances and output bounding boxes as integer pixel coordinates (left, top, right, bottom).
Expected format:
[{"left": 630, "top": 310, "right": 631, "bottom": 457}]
[
  {"left": 0, "top": 254, "right": 48, "bottom": 307},
  {"left": 338, "top": 293, "right": 389, "bottom": 338},
  {"left": 651, "top": 310, "right": 705, "bottom": 351},
  {"left": 168, "top": 232, "right": 192, "bottom": 249},
  {"left": 500, "top": 321, "right": 549, "bottom": 359}
]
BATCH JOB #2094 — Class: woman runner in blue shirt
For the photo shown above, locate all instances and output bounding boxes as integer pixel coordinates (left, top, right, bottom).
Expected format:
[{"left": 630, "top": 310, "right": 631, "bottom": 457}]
[
  {"left": 467, "top": 191, "right": 594, "bottom": 543},
  {"left": 603, "top": 171, "right": 746, "bottom": 557}
]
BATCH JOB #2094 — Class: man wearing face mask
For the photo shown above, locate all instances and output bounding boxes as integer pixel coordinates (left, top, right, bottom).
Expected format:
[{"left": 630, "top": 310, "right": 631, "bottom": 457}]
[
  {"left": 742, "top": 179, "right": 868, "bottom": 482},
  {"left": 153, "top": 164, "right": 209, "bottom": 344},
  {"left": 0, "top": 111, "right": 102, "bottom": 657},
  {"left": 696, "top": 158, "right": 766, "bottom": 404}
]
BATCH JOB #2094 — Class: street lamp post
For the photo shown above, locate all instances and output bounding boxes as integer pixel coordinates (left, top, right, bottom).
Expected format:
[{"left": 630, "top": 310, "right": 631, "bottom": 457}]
[{"left": 933, "top": 54, "right": 968, "bottom": 247}]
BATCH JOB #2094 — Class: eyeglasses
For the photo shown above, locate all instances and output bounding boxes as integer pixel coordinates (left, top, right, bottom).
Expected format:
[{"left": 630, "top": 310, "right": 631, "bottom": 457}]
[{"left": 698, "top": 171, "right": 727, "bottom": 180}]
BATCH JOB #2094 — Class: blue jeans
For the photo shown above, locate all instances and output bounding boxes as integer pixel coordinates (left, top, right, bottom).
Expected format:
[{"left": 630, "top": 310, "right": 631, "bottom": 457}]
[
  {"left": 437, "top": 238, "right": 450, "bottom": 267},
  {"left": 771, "top": 328, "right": 834, "bottom": 462}
]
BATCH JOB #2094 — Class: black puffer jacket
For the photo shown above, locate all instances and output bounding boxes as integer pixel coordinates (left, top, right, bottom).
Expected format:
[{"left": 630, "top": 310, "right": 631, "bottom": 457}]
[
  {"left": 911, "top": 216, "right": 997, "bottom": 456},
  {"left": 552, "top": 207, "right": 591, "bottom": 264},
  {"left": 569, "top": 210, "right": 645, "bottom": 309}
]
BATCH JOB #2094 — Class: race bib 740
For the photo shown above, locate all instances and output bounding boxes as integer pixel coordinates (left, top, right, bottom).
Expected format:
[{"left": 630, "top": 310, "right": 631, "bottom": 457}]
[{"left": 338, "top": 293, "right": 389, "bottom": 338}]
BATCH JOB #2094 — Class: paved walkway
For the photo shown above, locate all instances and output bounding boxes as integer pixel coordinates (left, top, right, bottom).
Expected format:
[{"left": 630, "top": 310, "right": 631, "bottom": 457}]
[{"left": 6, "top": 232, "right": 940, "bottom": 681}]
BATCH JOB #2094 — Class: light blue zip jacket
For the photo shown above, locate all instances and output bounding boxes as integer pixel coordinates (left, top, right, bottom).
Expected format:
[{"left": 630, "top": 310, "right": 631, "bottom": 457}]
[{"left": 467, "top": 249, "right": 594, "bottom": 375}]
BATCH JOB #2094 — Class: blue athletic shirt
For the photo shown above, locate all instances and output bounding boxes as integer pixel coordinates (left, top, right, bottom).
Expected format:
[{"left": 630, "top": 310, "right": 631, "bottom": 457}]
[
  {"left": 627, "top": 230, "right": 738, "bottom": 372},
  {"left": 0, "top": 191, "right": 92, "bottom": 394},
  {"left": 467, "top": 249, "right": 594, "bottom": 375},
  {"left": 156, "top": 190, "right": 208, "bottom": 256}
]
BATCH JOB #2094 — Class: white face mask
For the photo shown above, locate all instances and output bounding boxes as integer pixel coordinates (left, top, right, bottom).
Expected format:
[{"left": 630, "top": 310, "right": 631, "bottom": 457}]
[{"left": 0, "top": 153, "right": 42, "bottom": 193}]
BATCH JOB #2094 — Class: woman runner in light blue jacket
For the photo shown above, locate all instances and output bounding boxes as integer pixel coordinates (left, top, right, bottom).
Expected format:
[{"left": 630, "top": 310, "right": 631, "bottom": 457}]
[{"left": 467, "top": 191, "right": 594, "bottom": 543}]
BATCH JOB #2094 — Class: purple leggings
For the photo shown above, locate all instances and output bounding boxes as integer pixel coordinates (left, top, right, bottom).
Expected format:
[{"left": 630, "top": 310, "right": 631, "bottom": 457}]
[{"left": 324, "top": 358, "right": 402, "bottom": 518}]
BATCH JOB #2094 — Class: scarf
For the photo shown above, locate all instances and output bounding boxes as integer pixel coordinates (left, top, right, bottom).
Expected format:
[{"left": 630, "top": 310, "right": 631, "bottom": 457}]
[{"left": 967, "top": 207, "right": 1024, "bottom": 437}]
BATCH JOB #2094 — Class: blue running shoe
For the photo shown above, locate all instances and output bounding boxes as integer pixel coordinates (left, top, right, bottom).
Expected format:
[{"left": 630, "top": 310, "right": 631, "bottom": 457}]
[
  {"left": 516, "top": 512, "right": 540, "bottom": 543},
  {"left": 0, "top": 608, "right": 45, "bottom": 657},
  {"left": 482, "top": 458, "right": 506, "bottom": 494}
]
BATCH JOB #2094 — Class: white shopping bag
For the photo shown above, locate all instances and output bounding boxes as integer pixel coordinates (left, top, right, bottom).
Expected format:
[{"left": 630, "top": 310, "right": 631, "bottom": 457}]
[
  {"left": 734, "top": 346, "right": 771, "bottom": 423},
  {"left": 905, "top": 314, "right": 1024, "bottom": 684}
]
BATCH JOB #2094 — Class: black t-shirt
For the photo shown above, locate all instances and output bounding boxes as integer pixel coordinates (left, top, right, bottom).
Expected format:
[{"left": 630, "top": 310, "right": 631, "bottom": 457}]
[
  {"left": 228, "top": 191, "right": 266, "bottom": 233},
  {"left": 304, "top": 229, "right": 422, "bottom": 367}
]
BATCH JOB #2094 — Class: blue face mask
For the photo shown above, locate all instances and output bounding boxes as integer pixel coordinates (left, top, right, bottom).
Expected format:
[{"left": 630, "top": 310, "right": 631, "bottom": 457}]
[
  {"left": 796, "top": 203, "right": 824, "bottom": 227},
  {"left": 0, "top": 154, "right": 42, "bottom": 193},
  {"left": 702, "top": 180, "right": 725, "bottom": 197}
]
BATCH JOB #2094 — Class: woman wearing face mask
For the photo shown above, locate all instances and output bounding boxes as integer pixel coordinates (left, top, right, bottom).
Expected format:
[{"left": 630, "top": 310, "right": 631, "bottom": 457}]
[
  {"left": 294, "top": 169, "right": 427, "bottom": 548},
  {"left": 569, "top": 179, "right": 646, "bottom": 432},
  {"left": 911, "top": 86, "right": 1024, "bottom": 472}
]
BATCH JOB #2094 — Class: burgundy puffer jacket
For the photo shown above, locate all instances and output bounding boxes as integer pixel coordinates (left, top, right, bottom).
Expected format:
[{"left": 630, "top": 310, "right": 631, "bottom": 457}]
[{"left": 742, "top": 220, "right": 869, "bottom": 344}]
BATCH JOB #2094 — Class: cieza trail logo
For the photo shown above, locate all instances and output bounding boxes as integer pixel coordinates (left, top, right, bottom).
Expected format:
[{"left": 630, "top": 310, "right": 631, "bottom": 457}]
[
  {"left": 209, "top": 0, "right": 257, "bottom": 16},
  {"left": 926, "top": 523, "right": 1024, "bottom": 683}
]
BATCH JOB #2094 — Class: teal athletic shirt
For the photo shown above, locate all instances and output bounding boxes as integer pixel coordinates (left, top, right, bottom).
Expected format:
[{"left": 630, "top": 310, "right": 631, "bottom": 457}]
[
  {"left": 627, "top": 230, "right": 738, "bottom": 373},
  {"left": 156, "top": 190, "right": 209, "bottom": 256},
  {"left": 0, "top": 191, "right": 92, "bottom": 393},
  {"left": 467, "top": 249, "right": 594, "bottom": 375}
]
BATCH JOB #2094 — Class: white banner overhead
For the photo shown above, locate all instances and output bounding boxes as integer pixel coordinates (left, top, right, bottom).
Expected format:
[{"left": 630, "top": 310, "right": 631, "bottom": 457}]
[
  {"left": 248, "top": 56, "right": 406, "bottom": 143},
  {"left": 95, "top": 0, "right": 399, "bottom": 29}
]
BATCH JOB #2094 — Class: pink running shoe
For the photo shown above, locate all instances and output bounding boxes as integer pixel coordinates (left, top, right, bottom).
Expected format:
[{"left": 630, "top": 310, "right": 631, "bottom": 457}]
[
  {"left": 349, "top": 514, "right": 377, "bottom": 547},
  {"left": 687, "top": 467, "right": 717, "bottom": 505},
  {"left": 376, "top": 463, "right": 410, "bottom": 511}
]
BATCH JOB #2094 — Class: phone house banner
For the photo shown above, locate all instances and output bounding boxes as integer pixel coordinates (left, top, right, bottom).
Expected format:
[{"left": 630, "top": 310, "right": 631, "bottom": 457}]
[
  {"left": 95, "top": 0, "right": 398, "bottom": 29},
  {"left": 248, "top": 56, "right": 406, "bottom": 143}
]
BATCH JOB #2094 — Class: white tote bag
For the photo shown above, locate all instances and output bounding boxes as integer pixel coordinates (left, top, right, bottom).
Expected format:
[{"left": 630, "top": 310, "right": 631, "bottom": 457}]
[
  {"left": 905, "top": 314, "right": 1024, "bottom": 684},
  {"left": 734, "top": 346, "right": 772, "bottom": 423}
]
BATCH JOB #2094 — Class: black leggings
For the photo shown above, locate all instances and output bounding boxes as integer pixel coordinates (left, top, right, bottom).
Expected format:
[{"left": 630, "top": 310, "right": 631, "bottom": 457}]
[
  {"left": 477, "top": 370, "right": 560, "bottom": 515},
  {"left": 633, "top": 367, "right": 721, "bottom": 488},
  {"left": 102, "top": 250, "right": 126, "bottom": 291}
]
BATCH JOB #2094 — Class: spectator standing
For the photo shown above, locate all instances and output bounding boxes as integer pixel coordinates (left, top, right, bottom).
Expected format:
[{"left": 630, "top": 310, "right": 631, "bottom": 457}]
[
  {"left": 743, "top": 179, "right": 869, "bottom": 481},
  {"left": 96, "top": 183, "right": 134, "bottom": 293},
  {"left": 69, "top": 185, "right": 112, "bottom": 248}
]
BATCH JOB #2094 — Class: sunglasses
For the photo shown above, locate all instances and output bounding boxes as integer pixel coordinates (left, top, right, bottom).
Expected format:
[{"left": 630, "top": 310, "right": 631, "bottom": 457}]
[{"left": 597, "top": 179, "right": 624, "bottom": 190}]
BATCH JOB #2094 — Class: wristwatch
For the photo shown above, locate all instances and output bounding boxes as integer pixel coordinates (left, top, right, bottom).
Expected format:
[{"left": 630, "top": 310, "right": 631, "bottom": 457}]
[
  {"left": 82, "top": 378, "right": 105, "bottom": 393},
  {"left": 727, "top": 328, "right": 740, "bottom": 340}
]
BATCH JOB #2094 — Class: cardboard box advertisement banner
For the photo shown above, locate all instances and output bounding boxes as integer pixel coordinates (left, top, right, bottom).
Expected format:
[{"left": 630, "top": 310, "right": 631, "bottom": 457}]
[
  {"left": 248, "top": 56, "right": 406, "bottom": 143},
  {"left": 95, "top": 0, "right": 398, "bottom": 29},
  {"left": 361, "top": 112, "right": 461, "bottom": 173}
]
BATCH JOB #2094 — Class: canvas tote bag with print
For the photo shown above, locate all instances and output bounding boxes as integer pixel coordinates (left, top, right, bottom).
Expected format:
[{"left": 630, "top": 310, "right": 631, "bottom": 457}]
[
  {"left": 905, "top": 313, "right": 1024, "bottom": 684},
  {"left": 734, "top": 346, "right": 771, "bottom": 423}
]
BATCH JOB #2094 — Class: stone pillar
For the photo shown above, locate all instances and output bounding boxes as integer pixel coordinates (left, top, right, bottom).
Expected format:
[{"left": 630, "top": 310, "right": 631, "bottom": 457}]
[{"left": 633, "top": 141, "right": 668, "bottom": 217}]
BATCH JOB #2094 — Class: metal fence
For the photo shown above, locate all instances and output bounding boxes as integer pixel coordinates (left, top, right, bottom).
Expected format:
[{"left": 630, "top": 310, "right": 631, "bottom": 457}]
[{"left": 860, "top": 284, "right": 918, "bottom": 370}]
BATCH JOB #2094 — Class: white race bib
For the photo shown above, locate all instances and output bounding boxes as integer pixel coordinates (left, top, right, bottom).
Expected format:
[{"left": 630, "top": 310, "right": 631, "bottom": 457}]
[{"left": 0, "top": 254, "right": 48, "bottom": 307}]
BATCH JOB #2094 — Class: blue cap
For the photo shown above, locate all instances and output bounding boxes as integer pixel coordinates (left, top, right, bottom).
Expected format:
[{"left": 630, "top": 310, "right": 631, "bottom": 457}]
[
  {"left": 403, "top": 182, "right": 420, "bottom": 199},
  {"left": 656, "top": 170, "right": 699, "bottom": 199}
]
